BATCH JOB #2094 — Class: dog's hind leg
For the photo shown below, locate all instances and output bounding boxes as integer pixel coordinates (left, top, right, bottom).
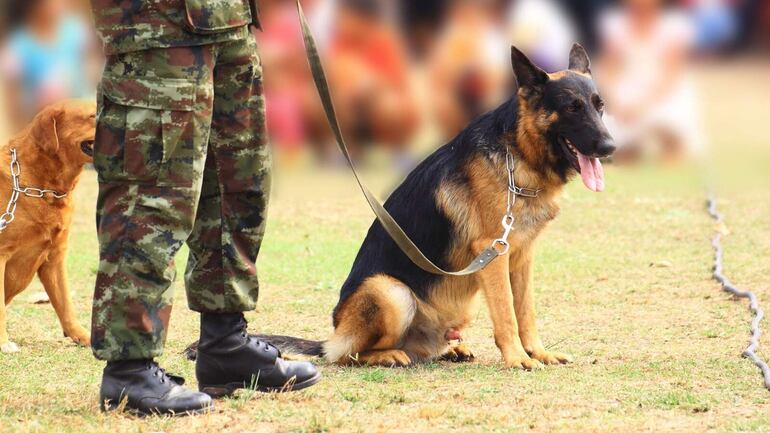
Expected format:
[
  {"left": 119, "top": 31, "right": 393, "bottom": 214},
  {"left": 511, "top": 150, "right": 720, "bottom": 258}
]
[
  {"left": 0, "top": 257, "right": 19, "bottom": 353},
  {"left": 355, "top": 349, "right": 412, "bottom": 367},
  {"left": 324, "top": 275, "right": 416, "bottom": 366},
  {"left": 37, "top": 249, "right": 90, "bottom": 346}
]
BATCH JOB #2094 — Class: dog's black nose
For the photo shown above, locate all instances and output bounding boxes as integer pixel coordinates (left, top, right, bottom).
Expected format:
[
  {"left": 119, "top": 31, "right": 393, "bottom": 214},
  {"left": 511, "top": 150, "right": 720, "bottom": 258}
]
[{"left": 595, "top": 137, "right": 616, "bottom": 157}]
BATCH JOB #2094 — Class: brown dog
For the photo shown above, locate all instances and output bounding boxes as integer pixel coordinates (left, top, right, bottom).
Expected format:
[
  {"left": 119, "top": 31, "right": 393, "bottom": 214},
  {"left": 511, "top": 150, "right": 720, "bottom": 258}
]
[{"left": 0, "top": 100, "right": 95, "bottom": 353}]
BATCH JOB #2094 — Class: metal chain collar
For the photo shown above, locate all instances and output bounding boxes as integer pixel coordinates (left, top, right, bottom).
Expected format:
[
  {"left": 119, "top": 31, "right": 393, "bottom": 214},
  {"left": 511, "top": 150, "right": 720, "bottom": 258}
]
[
  {"left": 0, "top": 148, "right": 68, "bottom": 233},
  {"left": 491, "top": 151, "right": 541, "bottom": 256}
]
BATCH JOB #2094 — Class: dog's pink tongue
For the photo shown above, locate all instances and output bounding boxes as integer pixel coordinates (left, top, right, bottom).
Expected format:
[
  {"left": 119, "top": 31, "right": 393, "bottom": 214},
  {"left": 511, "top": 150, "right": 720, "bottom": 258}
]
[{"left": 577, "top": 153, "right": 605, "bottom": 192}]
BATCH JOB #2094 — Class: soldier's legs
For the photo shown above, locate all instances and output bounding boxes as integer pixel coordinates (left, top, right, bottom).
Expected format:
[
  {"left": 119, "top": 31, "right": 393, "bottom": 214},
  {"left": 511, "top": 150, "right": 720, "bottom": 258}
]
[
  {"left": 184, "top": 38, "right": 322, "bottom": 396},
  {"left": 91, "top": 45, "right": 217, "bottom": 361},
  {"left": 186, "top": 36, "right": 271, "bottom": 312}
]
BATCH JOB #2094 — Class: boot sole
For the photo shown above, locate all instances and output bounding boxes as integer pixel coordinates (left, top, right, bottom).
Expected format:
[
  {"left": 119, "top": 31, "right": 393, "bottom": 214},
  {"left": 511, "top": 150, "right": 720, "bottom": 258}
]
[
  {"left": 200, "top": 371, "right": 322, "bottom": 398},
  {"left": 100, "top": 400, "right": 214, "bottom": 417}
]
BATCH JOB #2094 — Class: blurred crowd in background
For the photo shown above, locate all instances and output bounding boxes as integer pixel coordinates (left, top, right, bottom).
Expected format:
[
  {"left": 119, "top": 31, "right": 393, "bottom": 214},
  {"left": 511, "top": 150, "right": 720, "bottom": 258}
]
[{"left": 0, "top": 0, "right": 768, "bottom": 167}]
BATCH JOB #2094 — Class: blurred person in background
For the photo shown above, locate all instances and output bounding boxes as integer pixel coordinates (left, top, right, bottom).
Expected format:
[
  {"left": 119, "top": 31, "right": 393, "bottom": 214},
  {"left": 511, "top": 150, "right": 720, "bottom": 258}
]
[
  {"left": 598, "top": 0, "right": 704, "bottom": 162},
  {"left": 556, "top": 0, "right": 614, "bottom": 51},
  {"left": 304, "top": 0, "right": 338, "bottom": 52},
  {"left": 322, "top": 0, "right": 419, "bottom": 167},
  {"left": 507, "top": 0, "right": 578, "bottom": 72},
  {"left": 0, "top": 0, "right": 98, "bottom": 133},
  {"left": 398, "top": 0, "right": 450, "bottom": 58},
  {"left": 257, "top": 0, "right": 322, "bottom": 161},
  {"left": 763, "top": 2, "right": 770, "bottom": 49},
  {"left": 427, "top": 0, "right": 507, "bottom": 141},
  {"left": 686, "top": 0, "right": 739, "bottom": 52}
]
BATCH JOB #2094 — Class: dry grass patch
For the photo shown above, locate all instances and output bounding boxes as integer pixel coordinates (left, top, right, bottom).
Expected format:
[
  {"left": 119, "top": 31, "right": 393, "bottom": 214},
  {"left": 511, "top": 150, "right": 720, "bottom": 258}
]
[{"left": 1, "top": 61, "right": 770, "bottom": 433}]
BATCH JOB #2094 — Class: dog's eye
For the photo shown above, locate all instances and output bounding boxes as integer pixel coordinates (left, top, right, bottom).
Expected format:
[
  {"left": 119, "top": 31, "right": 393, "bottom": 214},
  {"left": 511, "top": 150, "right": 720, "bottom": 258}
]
[
  {"left": 567, "top": 100, "right": 583, "bottom": 113},
  {"left": 593, "top": 96, "right": 605, "bottom": 113}
]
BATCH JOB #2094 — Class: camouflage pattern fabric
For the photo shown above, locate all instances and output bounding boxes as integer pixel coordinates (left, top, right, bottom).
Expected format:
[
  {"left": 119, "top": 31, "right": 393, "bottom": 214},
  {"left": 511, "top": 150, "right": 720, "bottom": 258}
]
[
  {"left": 90, "top": 36, "right": 271, "bottom": 361},
  {"left": 90, "top": 0, "right": 256, "bottom": 55}
]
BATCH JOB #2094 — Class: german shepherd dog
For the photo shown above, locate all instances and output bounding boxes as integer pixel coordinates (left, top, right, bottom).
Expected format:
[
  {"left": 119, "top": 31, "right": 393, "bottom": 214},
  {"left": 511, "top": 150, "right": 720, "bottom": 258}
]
[{"left": 186, "top": 44, "right": 616, "bottom": 369}]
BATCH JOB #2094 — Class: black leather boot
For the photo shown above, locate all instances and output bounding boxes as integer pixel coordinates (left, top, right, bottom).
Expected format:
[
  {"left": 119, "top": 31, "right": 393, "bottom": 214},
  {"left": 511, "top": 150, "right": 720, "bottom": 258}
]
[
  {"left": 196, "top": 313, "right": 321, "bottom": 397},
  {"left": 100, "top": 359, "right": 213, "bottom": 416}
]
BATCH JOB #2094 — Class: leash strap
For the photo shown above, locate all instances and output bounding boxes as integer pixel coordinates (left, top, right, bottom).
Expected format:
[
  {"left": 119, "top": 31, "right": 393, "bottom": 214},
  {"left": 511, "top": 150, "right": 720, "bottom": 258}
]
[{"left": 297, "top": 2, "right": 500, "bottom": 276}]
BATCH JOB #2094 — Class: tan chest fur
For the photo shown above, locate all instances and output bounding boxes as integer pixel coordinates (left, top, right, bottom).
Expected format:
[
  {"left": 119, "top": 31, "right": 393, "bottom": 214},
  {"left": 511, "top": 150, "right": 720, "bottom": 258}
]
[
  {"left": 439, "top": 153, "right": 562, "bottom": 254},
  {"left": 0, "top": 171, "right": 71, "bottom": 300},
  {"left": 426, "top": 152, "right": 562, "bottom": 331}
]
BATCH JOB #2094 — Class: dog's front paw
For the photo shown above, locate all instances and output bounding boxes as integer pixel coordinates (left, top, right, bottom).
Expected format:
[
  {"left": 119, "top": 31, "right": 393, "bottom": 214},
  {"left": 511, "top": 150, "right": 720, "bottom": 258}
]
[
  {"left": 1, "top": 341, "right": 20, "bottom": 353},
  {"left": 529, "top": 350, "right": 573, "bottom": 365},
  {"left": 65, "top": 327, "right": 91, "bottom": 347},
  {"left": 504, "top": 353, "right": 543, "bottom": 370}
]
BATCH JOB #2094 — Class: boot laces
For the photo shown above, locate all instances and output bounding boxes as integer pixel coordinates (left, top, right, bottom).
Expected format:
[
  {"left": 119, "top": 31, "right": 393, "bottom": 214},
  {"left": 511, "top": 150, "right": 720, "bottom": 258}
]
[
  {"left": 146, "top": 361, "right": 171, "bottom": 385},
  {"left": 238, "top": 318, "right": 277, "bottom": 353}
]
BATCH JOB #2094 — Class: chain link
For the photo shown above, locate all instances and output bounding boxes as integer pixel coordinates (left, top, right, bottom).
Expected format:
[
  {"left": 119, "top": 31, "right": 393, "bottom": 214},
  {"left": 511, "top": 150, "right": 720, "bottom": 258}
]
[
  {"left": 0, "top": 148, "right": 68, "bottom": 233},
  {"left": 491, "top": 151, "right": 540, "bottom": 256}
]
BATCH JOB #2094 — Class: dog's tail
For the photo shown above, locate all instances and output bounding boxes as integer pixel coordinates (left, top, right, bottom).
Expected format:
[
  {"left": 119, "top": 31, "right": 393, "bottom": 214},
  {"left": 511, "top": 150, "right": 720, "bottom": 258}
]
[{"left": 184, "top": 334, "right": 325, "bottom": 361}]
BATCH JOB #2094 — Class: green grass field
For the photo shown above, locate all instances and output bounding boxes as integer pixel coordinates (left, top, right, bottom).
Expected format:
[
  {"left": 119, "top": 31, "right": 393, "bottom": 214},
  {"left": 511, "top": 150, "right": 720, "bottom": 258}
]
[{"left": 1, "top": 62, "right": 769, "bottom": 433}]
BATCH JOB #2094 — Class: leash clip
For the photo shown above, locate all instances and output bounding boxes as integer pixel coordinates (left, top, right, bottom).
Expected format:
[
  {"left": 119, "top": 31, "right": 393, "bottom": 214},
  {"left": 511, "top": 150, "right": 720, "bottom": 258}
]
[{"left": 492, "top": 214, "right": 515, "bottom": 256}]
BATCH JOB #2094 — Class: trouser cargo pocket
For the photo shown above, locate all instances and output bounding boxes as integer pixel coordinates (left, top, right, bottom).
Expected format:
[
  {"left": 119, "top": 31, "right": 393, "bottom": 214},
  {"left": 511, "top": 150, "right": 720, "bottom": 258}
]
[
  {"left": 95, "top": 74, "right": 209, "bottom": 188},
  {"left": 184, "top": 0, "right": 252, "bottom": 34}
]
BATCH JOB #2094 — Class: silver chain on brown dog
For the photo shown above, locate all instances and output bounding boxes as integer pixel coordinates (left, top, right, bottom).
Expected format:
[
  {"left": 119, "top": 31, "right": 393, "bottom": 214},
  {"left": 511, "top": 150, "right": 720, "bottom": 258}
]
[{"left": 0, "top": 100, "right": 95, "bottom": 354}]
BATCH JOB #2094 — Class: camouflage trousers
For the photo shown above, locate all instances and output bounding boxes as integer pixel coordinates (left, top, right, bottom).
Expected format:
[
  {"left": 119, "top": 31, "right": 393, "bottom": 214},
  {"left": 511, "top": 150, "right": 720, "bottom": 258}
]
[{"left": 91, "top": 36, "right": 271, "bottom": 361}]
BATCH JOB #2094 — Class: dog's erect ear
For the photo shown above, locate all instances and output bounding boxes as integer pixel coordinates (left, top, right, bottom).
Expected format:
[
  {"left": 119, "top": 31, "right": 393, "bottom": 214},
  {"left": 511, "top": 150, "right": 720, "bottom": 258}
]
[
  {"left": 511, "top": 46, "right": 549, "bottom": 90},
  {"left": 30, "top": 105, "right": 63, "bottom": 152},
  {"left": 568, "top": 43, "right": 591, "bottom": 75}
]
